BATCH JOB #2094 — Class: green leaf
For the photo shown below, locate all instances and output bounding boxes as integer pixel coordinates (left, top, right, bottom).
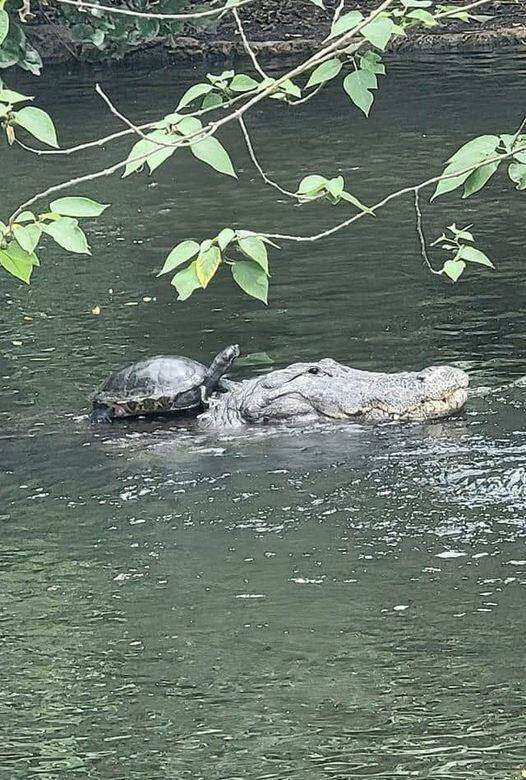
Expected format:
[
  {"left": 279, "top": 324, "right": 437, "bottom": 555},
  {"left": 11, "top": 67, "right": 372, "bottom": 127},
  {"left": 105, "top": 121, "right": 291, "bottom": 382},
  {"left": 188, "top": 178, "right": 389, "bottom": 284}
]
[
  {"left": 0, "top": 88, "right": 33, "bottom": 104},
  {"left": 49, "top": 197, "right": 109, "bottom": 217},
  {"left": 122, "top": 130, "right": 176, "bottom": 177},
  {"left": 401, "top": 0, "right": 432, "bottom": 7},
  {"left": 171, "top": 261, "right": 202, "bottom": 301},
  {"left": 343, "top": 71, "right": 375, "bottom": 117},
  {"left": 359, "top": 51, "right": 386, "bottom": 75},
  {"left": 306, "top": 0, "right": 324, "bottom": 7},
  {"left": 0, "top": 243, "right": 38, "bottom": 283},
  {"left": 158, "top": 240, "right": 200, "bottom": 276},
  {"left": 217, "top": 228, "right": 235, "bottom": 250},
  {"left": 326, "top": 176, "right": 344, "bottom": 198},
  {"left": 190, "top": 135, "right": 237, "bottom": 178},
  {"left": 305, "top": 58, "right": 342, "bottom": 89},
  {"left": 146, "top": 137, "right": 177, "bottom": 173},
  {"left": 238, "top": 236, "right": 269, "bottom": 273},
  {"left": 14, "top": 211, "right": 36, "bottom": 223},
  {"left": 0, "top": 9, "right": 8, "bottom": 47},
  {"left": 447, "top": 134, "right": 499, "bottom": 166},
  {"left": 232, "top": 260, "right": 268, "bottom": 304},
  {"left": 340, "top": 190, "right": 374, "bottom": 213},
  {"left": 177, "top": 82, "right": 213, "bottom": 109},
  {"left": 196, "top": 245, "right": 221, "bottom": 288},
  {"left": 236, "top": 230, "right": 280, "bottom": 249},
  {"left": 330, "top": 10, "right": 363, "bottom": 38},
  {"left": 155, "top": 112, "right": 183, "bottom": 130},
  {"left": 407, "top": 8, "right": 437, "bottom": 25},
  {"left": 278, "top": 79, "right": 301, "bottom": 98},
  {"left": 442, "top": 259, "right": 466, "bottom": 282},
  {"left": 201, "top": 91, "right": 224, "bottom": 110},
  {"left": 13, "top": 106, "right": 58, "bottom": 148},
  {"left": 458, "top": 246, "right": 494, "bottom": 268},
  {"left": 12, "top": 223, "right": 42, "bottom": 254},
  {"left": 513, "top": 150, "right": 526, "bottom": 165},
  {"left": 206, "top": 70, "right": 234, "bottom": 85},
  {"left": 462, "top": 161, "right": 499, "bottom": 198},
  {"left": 41, "top": 217, "right": 90, "bottom": 254},
  {"left": 431, "top": 232, "right": 448, "bottom": 247},
  {"left": 508, "top": 161, "right": 526, "bottom": 190},
  {"left": 391, "top": 22, "right": 407, "bottom": 37},
  {"left": 446, "top": 223, "right": 474, "bottom": 241},
  {"left": 229, "top": 74, "right": 260, "bottom": 92},
  {"left": 361, "top": 17, "right": 395, "bottom": 50},
  {"left": 297, "top": 174, "right": 327, "bottom": 195},
  {"left": 499, "top": 133, "right": 515, "bottom": 153},
  {"left": 177, "top": 115, "right": 202, "bottom": 134},
  {"left": 431, "top": 166, "right": 472, "bottom": 200},
  {"left": 237, "top": 351, "right": 275, "bottom": 367}
]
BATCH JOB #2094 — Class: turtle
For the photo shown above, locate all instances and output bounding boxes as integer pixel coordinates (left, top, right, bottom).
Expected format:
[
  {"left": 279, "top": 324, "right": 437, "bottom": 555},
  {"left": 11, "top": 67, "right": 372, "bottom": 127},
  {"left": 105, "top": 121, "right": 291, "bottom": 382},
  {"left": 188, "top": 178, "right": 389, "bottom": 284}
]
[{"left": 90, "top": 344, "right": 240, "bottom": 423}]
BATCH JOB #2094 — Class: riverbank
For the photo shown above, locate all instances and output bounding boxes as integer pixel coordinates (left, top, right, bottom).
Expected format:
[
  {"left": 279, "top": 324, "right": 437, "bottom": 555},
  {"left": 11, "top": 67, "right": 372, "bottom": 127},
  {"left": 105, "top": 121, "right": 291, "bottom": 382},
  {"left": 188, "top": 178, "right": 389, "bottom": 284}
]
[{"left": 26, "top": 0, "right": 526, "bottom": 64}]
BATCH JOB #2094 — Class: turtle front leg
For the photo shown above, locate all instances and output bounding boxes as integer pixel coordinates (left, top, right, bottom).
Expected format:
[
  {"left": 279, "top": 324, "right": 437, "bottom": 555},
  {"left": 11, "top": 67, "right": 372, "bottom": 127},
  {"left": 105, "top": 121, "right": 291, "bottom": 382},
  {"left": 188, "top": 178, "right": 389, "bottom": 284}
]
[{"left": 90, "top": 405, "right": 115, "bottom": 424}]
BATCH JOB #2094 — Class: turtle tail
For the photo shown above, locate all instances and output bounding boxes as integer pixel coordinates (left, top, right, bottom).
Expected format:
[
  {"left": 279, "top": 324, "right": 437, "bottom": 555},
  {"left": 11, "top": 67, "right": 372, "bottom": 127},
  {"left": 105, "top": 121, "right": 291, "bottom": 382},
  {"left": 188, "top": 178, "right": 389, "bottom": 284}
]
[{"left": 203, "top": 344, "right": 240, "bottom": 398}]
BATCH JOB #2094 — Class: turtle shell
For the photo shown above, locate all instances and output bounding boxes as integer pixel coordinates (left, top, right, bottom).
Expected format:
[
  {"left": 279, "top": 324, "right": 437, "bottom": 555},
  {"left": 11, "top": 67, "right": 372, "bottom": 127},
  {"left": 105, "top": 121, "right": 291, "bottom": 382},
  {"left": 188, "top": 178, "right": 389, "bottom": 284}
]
[{"left": 93, "top": 355, "right": 208, "bottom": 417}]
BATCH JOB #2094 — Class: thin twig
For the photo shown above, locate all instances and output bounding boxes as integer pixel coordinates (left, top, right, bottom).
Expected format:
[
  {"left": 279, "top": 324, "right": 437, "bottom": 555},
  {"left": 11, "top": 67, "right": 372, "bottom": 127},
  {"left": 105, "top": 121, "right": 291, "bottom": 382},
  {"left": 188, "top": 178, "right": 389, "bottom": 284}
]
[
  {"left": 511, "top": 113, "right": 526, "bottom": 146},
  {"left": 262, "top": 144, "right": 526, "bottom": 242},
  {"left": 96, "top": 84, "right": 153, "bottom": 144},
  {"left": 414, "top": 189, "right": 440, "bottom": 274},
  {"left": 52, "top": 0, "right": 254, "bottom": 21},
  {"left": 288, "top": 83, "right": 325, "bottom": 106},
  {"left": 238, "top": 117, "right": 296, "bottom": 197},
  {"left": 15, "top": 90, "right": 247, "bottom": 157},
  {"left": 332, "top": 0, "right": 346, "bottom": 26},
  {"left": 232, "top": 8, "right": 267, "bottom": 79},
  {"left": 96, "top": 83, "right": 225, "bottom": 151}
]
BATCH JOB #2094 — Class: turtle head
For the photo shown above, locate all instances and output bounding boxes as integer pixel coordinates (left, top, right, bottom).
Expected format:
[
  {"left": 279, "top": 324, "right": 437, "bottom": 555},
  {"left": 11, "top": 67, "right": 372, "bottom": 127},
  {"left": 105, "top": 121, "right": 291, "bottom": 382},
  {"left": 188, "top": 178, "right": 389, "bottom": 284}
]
[
  {"left": 217, "top": 344, "right": 240, "bottom": 368},
  {"left": 204, "top": 344, "right": 240, "bottom": 396}
]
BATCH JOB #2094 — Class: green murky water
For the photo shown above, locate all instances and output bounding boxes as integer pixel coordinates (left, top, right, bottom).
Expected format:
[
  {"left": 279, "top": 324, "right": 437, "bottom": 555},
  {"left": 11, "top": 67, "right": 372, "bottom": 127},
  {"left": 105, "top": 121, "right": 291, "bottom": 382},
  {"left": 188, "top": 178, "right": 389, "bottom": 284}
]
[{"left": 1, "top": 53, "right": 525, "bottom": 779}]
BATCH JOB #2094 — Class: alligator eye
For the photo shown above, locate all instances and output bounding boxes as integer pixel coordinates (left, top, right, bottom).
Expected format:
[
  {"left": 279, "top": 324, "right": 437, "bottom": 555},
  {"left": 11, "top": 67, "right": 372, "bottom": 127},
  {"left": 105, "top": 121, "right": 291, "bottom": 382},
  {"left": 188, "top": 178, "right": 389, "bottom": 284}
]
[
  {"left": 417, "top": 375, "right": 426, "bottom": 382},
  {"left": 308, "top": 366, "right": 320, "bottom": 375}
]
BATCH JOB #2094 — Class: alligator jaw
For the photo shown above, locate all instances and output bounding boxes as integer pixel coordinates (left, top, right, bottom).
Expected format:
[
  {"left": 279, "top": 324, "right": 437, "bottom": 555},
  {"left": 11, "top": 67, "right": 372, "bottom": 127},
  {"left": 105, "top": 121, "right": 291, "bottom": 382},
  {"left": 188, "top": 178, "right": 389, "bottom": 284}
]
[
  {"left": 357, "top": 387, "right": 469, "bottom": 422},
  {"left": 400, "top": 387, "right": 468, "bottom": 421}
]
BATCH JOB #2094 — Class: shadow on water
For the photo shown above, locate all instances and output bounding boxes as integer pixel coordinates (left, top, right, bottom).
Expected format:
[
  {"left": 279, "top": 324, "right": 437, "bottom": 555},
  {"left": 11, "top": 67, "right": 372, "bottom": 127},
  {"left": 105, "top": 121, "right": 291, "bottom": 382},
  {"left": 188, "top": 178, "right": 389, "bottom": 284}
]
[{"left": 0, "top": 53, "right": 525, "bottom": 779}]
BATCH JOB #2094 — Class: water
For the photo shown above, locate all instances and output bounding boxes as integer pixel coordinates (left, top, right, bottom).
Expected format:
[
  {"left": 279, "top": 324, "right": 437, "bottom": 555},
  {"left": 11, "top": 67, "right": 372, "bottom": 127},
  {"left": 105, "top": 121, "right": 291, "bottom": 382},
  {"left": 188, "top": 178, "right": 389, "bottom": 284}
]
[{"left": 1, "top": 53, "right": 525, "bottom": 779}]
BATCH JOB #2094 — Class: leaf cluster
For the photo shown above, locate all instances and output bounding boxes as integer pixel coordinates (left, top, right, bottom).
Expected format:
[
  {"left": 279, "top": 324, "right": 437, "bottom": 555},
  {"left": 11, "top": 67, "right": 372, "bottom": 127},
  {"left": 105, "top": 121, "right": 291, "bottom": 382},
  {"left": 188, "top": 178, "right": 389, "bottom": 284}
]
[
  {"left": 0, "top": 198, "right": 109, "bottom": 283},
  {"left": 0, "top": 84, "right": 58, "bottom": 146},
  {"left": 158, "top": 230, "right": 277, "bottom": 304},
  {"left": 431, "top": 223, "right": 494, "bottom": 282},
  {"left": 432, "top": 133, "right": 526, "bottom": 199}
]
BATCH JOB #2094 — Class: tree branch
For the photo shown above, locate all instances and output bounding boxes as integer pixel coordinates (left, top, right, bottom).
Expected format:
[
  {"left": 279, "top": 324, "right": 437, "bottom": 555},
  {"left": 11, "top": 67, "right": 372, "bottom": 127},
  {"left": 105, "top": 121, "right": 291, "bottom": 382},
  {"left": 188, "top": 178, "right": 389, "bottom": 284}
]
[
  {"left": 52, "top": 0, "right": 254, "bottom": 21},
  {"left": 8, "top": 0, "right": 500, "bottom": 222},
  {"left": 414, "top": 189, "right": 441, "bottom": 274},
  {"left": 238, "top": 116, "right": 296, "bottom": 197},
  {"left": 261, "top": 144, "right": 526, "bottom": 243},
  {"left": 232, "top": 7, "right": 267, "bottom": 79}
]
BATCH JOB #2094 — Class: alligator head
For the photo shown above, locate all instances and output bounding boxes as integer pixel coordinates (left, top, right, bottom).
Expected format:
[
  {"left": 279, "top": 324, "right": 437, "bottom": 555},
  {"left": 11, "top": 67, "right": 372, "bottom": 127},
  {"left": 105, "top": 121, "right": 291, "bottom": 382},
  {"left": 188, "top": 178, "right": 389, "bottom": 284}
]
[{"left": 200, "top": 359, "right": 469, "bottom": 428}]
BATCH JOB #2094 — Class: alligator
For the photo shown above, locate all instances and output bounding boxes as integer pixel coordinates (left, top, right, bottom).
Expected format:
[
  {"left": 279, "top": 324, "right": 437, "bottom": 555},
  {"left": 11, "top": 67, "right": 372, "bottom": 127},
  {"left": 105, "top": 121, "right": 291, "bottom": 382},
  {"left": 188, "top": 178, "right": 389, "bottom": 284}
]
[{"left": 199, "top": 359, "right": 469, "bottom": 428}]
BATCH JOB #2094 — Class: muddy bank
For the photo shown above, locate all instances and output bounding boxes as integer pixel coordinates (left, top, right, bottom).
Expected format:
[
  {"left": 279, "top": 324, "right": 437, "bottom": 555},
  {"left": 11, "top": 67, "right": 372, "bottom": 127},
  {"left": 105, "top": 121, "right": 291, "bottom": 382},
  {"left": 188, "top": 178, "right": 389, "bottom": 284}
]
[{"left": 26, "top": 0, "right": 526, "bottom": 65}]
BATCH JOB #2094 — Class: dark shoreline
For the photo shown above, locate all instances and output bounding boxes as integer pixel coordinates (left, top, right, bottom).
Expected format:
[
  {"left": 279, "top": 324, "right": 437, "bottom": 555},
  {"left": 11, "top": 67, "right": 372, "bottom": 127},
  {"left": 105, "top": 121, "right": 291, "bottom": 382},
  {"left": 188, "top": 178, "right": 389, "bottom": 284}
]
[{"left": 25, "top": 0, "right": 526, "bottom": 66}]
